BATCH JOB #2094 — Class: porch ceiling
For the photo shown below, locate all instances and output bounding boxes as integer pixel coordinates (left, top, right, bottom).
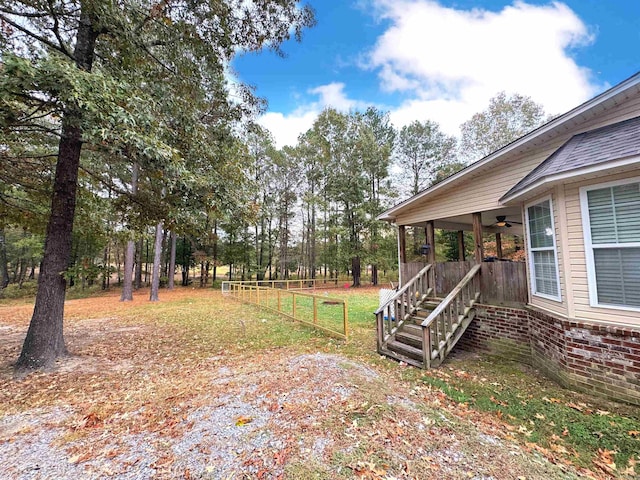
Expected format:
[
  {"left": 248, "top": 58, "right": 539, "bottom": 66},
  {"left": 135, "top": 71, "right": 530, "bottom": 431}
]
[{"left": 403, "top": 207, "right": 524, "bottom": 235}]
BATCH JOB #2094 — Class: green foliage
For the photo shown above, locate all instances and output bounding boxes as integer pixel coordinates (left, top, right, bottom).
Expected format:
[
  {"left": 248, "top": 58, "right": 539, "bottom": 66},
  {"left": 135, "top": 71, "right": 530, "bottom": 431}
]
[
  {"left": 394, "top": 119, "right": 457, "bottom": 198},
  {"left": 0, "top": 280, "right": 38, "bottom": 299},
  {"left": 459, "top": 91, "right": 548, "bottom": 162}
]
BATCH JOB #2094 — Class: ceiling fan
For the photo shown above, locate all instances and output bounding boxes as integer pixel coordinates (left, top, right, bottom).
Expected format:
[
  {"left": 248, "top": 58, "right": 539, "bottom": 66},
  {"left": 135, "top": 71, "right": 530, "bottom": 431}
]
[{"left": 493, "top": 215, "right": 523, "bottom": 228}]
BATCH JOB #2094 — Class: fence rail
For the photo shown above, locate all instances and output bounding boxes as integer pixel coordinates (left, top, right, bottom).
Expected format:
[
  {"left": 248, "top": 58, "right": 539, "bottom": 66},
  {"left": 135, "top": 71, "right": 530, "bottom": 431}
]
[
  {"left": 223, "top": 282, "right": 349, "bottom": 340},
  {"left": 222, "top": 278, "right": 348, "bottom": 293}
]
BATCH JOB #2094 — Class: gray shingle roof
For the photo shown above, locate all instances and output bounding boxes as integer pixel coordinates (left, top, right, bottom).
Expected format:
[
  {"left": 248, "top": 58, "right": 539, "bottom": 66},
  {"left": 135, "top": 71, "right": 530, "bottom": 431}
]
[{"left": 501, "top": 115, "right": 640, "bottom": 201}]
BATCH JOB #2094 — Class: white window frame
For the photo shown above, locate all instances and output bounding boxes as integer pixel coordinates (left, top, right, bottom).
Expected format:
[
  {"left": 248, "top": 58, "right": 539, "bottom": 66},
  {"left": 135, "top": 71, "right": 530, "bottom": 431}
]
[
  {"left": 525, "top": 195, "right": 562, "bottom": 302},
  {"left": 580, "top": 176, "right": 640, "bottom": 312}
]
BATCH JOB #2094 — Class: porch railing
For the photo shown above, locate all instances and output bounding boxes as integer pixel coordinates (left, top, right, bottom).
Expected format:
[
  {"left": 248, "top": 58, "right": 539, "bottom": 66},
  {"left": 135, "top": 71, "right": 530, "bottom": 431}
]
[
  {"left": 421, "top": 263, "right": 482, "bottom": 368},
  {"left": 374, "top": 264, "right": 433, "bottom": 352},
  {"left": 401, "top": 261, "right": 527, "bottom": 306}
]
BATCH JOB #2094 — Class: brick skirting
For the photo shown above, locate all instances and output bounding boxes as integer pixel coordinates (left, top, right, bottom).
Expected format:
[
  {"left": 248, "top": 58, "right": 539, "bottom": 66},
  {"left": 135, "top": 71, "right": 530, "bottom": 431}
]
[{"left": 457, "top": 304, "right": 640, "bottom": 405}]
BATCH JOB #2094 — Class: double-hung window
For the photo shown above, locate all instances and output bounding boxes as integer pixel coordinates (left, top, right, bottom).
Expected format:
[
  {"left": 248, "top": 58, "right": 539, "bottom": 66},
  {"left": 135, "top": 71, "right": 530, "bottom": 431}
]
[
  {"left": 526, "top": 197, "right": 561, "bottom": 301},
  {"left": 581, "top": 178, "right": 640, "bottom": 310}
]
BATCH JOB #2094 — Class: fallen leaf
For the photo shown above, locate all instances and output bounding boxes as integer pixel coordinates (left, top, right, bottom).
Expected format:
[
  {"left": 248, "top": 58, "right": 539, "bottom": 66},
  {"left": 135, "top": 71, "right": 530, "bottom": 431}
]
[
  {"left": 235, "top": 415, "right": 253, "bottom": 426},
  {"left": 550, "top": 443, "right": 568, "bottom": 454}
]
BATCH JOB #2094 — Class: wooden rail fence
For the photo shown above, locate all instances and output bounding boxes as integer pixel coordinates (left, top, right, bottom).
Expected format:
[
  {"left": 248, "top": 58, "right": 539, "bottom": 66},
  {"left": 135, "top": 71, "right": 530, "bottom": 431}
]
[{"left": 223, "top": 282, "right": 349, "bottom": 340}]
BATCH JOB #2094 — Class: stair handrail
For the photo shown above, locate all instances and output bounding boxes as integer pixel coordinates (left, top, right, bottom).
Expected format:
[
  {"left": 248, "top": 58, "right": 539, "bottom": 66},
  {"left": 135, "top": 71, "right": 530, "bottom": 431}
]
[
  {"left": 420, "top": 263, "right": 481, "bottom": 367},
  {"left": 420, "top": 263, "right": 481, "bottom": 327},
  {"left": 374, "top": 264, "right": 432, "bottom": 315}
]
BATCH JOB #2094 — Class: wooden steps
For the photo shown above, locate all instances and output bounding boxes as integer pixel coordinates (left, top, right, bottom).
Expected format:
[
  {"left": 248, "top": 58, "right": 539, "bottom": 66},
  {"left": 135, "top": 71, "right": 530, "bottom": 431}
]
[{"left": 377, "top": 264, "right": 482, "bottom": 369}]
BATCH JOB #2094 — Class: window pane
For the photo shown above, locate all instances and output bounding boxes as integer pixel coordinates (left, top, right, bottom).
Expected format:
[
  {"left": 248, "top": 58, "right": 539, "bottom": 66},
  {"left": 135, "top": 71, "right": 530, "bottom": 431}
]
[
  {"left": 613, "top": 183, "right": 640, "bottom": 205},
  {"left": 588, "top": 183, "right": 640, "bottom": 244},
  {"left": 616, "top": 204, "right": 640, "bottom": 243},
  {"left": 594, "top": 247, "right": 640, "bottom": 307},
  {"left": 587, "top": 188, "right": 612, "bottom": 208},
  {"left": 533, "top": 250, "right": 558, "bottom": 297},
  {"left": 528, "top": 201, "right": 554, "bottom": 248}
]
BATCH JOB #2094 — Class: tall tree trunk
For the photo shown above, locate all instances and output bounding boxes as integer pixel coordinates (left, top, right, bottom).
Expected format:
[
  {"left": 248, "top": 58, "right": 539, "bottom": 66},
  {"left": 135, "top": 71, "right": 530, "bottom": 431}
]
[
  {"left": 144, "top": 237, "right": 149, "bottom": 285},
  {"left": 121, "top": 238, "right": 135, "bottom": 301},
  {"left": 181, "top": 236, "right": 188, "bottom": 286},
  {"left": 161, "top": 228, "right": 168, "bottom": 277},
  {"left": 149, "top": 222, "right": 163, "bottom": 301},
  {"left": 212, "top": 221, "right": 218, "bottom": 285},
  {"left": 114, "top": 242, "right": 120, "bottom": 286},
  {"left": 371, "top": 264, "right": 378, "bottom": 286},
  {"left": 102, "top": 244, "right": 109, "bottom": 290},
  {"left": 167, "top": 231, "right": 176, "bottom": 290},
  {"left": 121, "top": 163, "right": 139, "bottom": 300},
  {"left": 0, "top": 228, "right": 10, "bottom": 289},
  {"left": 17, "top": 11, "right": 98, "bottom": 370},
  {"left": 135, "top": 237, "right": 143, "bottom": 290},
  {"left": 351, "top": 256, "right": 361, "bottom": 287}
]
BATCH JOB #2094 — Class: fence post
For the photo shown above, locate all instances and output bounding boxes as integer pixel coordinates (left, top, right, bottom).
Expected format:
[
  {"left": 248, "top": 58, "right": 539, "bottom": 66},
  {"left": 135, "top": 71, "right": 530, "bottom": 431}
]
[
  {"left": 292, "top": 292, "right": 296, "bottom": 318},
  {"left": 313, "top": 296, "right": 318, "bottom": 325},
  {"left": 343, "top": 300, "right": 349, "bottom": 339},
  {"left": 422, "top": 326, "right": 431, "bottom": 369}
]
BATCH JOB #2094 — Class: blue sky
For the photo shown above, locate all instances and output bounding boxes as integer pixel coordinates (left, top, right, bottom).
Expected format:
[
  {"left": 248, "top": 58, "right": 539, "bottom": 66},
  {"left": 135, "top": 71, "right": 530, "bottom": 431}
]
[{"left": 232, "top": 0, "right": 640, "bottom": 147}]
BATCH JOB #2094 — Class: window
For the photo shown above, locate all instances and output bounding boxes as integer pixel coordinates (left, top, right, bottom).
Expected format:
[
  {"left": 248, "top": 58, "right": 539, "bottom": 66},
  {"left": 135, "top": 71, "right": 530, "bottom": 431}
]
[
  {"left": 581, "top": 178, "right": 640, "bottom": 310},
  {"left": 526, "top": 197, "right": 561, "bottom": 300}
]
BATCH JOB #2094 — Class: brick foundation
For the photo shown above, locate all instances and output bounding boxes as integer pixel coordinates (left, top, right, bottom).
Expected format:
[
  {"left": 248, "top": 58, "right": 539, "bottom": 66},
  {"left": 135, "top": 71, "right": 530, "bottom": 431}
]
[{"left": 457, "top": 304, "right": 640, "bottom": 405}]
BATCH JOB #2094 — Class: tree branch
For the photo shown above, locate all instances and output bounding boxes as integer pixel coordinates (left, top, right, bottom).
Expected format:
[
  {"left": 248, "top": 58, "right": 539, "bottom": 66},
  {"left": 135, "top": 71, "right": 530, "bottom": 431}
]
[
  {"left": 0, "top": 13, "right": 73, "bottom": 59},
  {"left": 47, "top": 0, "right": 72, "bottom": 57}
]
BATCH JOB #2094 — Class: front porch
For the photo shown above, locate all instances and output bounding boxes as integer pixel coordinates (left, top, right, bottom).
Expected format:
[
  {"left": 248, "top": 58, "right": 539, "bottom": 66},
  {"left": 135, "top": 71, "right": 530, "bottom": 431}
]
[{"left": 376, "top": 207, "right": 530, "bottom": 369}]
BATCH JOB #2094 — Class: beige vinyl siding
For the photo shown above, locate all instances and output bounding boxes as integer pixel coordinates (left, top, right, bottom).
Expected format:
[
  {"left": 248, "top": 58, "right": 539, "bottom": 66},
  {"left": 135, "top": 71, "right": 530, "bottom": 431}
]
[
  {"left": 395, "top": 145, "right": 561, "bottom": 225},
  {"left": 563, "top": 172, "right": 640, "bottom": 327},
  {"left": 527, "top": 191, "right": 568, "bottom": 317},
  {"left": 393, "top": 90, "right": 640, "bottom": 226}
]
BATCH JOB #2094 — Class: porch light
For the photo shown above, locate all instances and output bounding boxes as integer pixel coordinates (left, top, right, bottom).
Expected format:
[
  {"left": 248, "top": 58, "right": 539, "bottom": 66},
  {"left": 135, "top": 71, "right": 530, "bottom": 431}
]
[{"left": 421, "top": 244, "right": 431, "bottom": 256}]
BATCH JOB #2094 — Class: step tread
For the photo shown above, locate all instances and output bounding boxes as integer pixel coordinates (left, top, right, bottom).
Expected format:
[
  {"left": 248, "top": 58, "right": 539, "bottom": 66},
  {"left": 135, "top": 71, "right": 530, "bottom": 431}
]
[
  {"left": 378, "top": 348, "right": 424, "bottom": 368},
  {"left": 386, "top": 339, "right": 424, "bottom": 360},
  {"left": 402, "top": 324, "right": 422, "bottom": 335},
  {"left": 395, "top": 331, "right": 423, "bottom": 349}
]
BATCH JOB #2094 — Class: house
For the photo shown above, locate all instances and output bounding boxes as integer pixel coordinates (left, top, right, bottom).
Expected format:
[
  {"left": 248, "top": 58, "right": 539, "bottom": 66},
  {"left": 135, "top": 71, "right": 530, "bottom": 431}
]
[{"left": 376, "top": 72, "right": 640, "bottom": 405}]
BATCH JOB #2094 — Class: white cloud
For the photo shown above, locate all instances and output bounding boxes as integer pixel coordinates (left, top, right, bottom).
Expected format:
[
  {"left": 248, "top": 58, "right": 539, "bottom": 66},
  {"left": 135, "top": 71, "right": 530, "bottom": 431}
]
[
  {"left": 257, "top": 110, "right": 318, "bottom": 149},
  {"left": 368, "top": 0, "right": 602, "bottom": 134},
  {"left": 258, "top": 82, "right": 371, "bottom": 148},
  {"left": 261, "top": 1, "right": 604, "bottom": 147}
]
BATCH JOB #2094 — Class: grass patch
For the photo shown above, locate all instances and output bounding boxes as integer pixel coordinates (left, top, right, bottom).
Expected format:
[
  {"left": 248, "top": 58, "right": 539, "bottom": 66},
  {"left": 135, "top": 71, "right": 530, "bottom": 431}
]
[
  {"left": 419, "top": 356, "right": 640, "bottom": 474},
  {"left": 2, "top": 285, "right": 639, "bottom": 478}
]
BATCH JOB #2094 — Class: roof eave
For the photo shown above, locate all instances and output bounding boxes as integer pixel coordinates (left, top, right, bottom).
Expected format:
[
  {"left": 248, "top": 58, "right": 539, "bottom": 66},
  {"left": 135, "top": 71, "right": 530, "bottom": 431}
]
[
  {"left": 500, "top": 155, "right": 640, "bottom": 204},
  {"left": 378, "top": 71, "right": 640, "bottom": 219}
]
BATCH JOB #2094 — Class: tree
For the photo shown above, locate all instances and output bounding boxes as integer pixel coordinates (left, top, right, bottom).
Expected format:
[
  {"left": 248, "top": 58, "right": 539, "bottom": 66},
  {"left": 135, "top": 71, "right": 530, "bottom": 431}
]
[
  {"left": 357, "top": 108, "right": 395, "bottom": 285},
  {"left": 2, "top": 0, "right": 315, "bottom": 370},
  {"left": 459, "top": 92, "right": 547, "bottom": 162},
  {"left": 395, "top": 120, "right": 456, "bottom": 198}
]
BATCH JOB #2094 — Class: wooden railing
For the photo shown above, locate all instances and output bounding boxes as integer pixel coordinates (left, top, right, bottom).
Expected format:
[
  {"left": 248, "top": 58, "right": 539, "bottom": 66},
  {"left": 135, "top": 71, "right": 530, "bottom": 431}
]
[
  {"left": 225, "top": 283, "right": 349, "bottom": 340},
  {"left": 374, "top": 264, "right": 433, "bottom": 352},
  {"left": 401, "top": 261, "right": 527, "bottom": 306},
  {"left": 222, "top": 278, "right": 345, "bottom": 293},
  {"left": 421, "top": 263, "right": 482, "bottom": 368}
]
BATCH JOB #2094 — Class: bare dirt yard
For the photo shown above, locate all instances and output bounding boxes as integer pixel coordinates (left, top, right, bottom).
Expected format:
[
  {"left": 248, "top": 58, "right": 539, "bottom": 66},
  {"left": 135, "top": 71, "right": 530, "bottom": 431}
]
[{"left": 1, "top": 287, "right": 638, "bottom": 479}]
